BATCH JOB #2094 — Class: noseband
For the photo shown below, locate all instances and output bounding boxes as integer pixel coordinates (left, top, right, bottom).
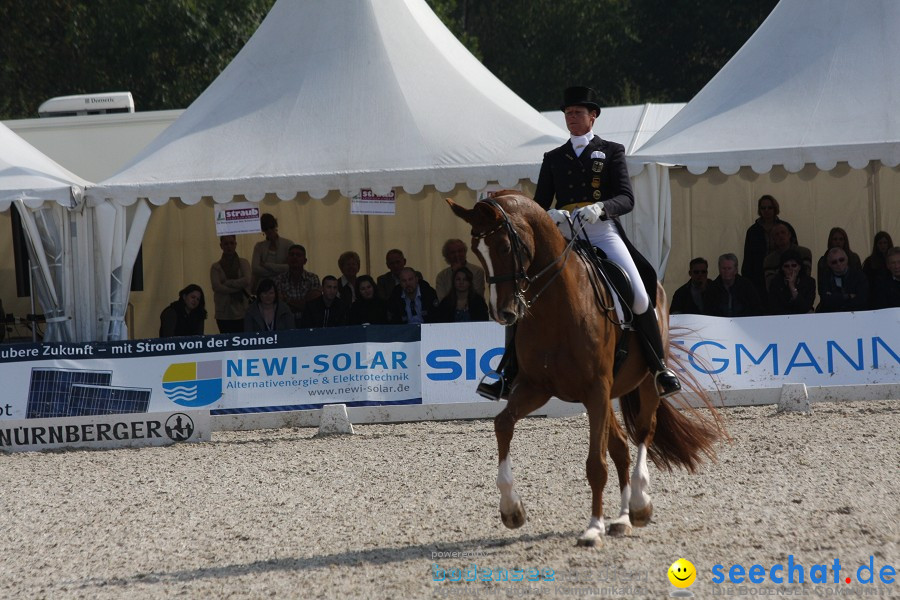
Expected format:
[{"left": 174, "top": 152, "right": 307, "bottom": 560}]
[{"left": 472, "top": 199, "right": 574, "bottom": 308}]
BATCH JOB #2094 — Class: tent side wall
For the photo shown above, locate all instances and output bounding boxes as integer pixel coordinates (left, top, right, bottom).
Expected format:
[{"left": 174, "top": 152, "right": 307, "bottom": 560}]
[{"left": 663, "top": 163, "right": 899, "bottom": 302}]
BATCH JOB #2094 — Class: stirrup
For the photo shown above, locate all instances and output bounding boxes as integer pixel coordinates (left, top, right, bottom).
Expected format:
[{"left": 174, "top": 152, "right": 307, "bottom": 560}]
[
  {"left": 653, "top": 368, "right": 681, "bottom": 399},
  {"left": 476, "top": 373, "right": 510, "bottom": 401}
]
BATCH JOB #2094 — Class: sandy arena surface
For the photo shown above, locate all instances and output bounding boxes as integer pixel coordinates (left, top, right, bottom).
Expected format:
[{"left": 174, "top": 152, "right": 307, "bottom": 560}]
[{"left": 2, "top": 399, "right": 898, "bottom": 599}]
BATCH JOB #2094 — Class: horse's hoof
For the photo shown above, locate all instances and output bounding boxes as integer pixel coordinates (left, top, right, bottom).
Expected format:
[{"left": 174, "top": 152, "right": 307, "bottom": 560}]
[
  {"left": 629, "top": 501, "right": 653, "bottom": 527},
  {"left": 607, "top": 521, "right": 632, "bottom": 537},
  {"left": 576, "top": 533, "right": 603, "bottom": 547},
  {"left": 500, "top": 501, "right": 527, "bottom": 529}
]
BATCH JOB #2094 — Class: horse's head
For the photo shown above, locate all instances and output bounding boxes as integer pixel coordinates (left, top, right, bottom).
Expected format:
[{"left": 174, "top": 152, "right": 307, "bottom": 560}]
[{"left": 447, "top": 192, "right": 559, "bottom": 325}]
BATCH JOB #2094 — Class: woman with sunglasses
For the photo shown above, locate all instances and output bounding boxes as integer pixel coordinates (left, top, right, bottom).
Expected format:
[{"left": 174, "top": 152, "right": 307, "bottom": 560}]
[{"left": 767, "top": 249, "right": 816, "bottom": 315}]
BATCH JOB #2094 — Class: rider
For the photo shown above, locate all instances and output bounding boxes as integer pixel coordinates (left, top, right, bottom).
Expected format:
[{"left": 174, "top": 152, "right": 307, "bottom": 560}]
[{"left": 477, "top": 86, "right": 681, "bottom": 401}]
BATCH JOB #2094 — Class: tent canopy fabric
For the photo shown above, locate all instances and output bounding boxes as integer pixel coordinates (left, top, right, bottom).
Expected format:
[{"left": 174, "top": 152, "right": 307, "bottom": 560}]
[
  {"left": 93, "top": 0, "right": 567, "bottom": 205},
  {"left": 632, "top": 0, "right": 900, "bottom": 175},
  {"left": 0, "top": 122, "right": 89, "bottom": 211}
]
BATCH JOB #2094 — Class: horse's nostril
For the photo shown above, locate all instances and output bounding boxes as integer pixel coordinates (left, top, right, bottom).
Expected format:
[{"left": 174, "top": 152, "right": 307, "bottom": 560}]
[{"left": 502, "top": 311, "right": 517, "bottom": 323}]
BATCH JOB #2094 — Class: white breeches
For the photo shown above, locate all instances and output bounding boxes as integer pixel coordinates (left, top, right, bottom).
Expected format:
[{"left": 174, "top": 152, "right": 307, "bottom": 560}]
[{"left": 574, "top": 218, "right": 650, "bottom": 314}]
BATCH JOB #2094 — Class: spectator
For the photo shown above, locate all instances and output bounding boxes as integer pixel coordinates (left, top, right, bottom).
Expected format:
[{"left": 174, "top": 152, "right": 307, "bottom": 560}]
[
  {"left": 251, "top": 213, "right": 295, "bottom": 290},
  {"left": 816, "top": 247, "right": 869, "bottom": 313},
  {"left": 387, "top": 267, "right": 440, "bottom": 324},
  {"left": 435, "top": 266, "right": 489, "bottom": 323},
  {"left": 815, "top": 227, "right": 862, "bottom": 286},
  {"left": 767, "top": 250, "right": 816, "bottom": 315},
  {"left": 705, "top": 253, "right": 761, "bottom": 317},
  {"left": 376, "top": 249, "right": 407, "bottom": 300},
  {"left": 742, "top": 194, "right": 798, "bottom": 306},
  {"left": 244, "top": 278, "right": 295, "bottom": 332},
  {"left": 670, "top": 258, "right": 710, "bottom": 315},
  {"left": 434, "top": 238, "right": 485, "bottom": 300},
  {"left": 762, "top": 223, "right": 812, "bottom": 289},
  {"left": 274, "top": 244, "right": 321, "bottom": 326},
  {"left": 349, "top": 275, "right": 390, "bottom": 325},
  {"left": 336, "top": 251, "right": 361, "bottom": 304},
  {"left": 209, "top": 235, "right": 252, "bottom": 333},
  {"left": 300, "top": 276, "right": 349, "bottom": 328},
  {"left": 872, "top": 247, "right": 900, "bottom": 308},
  {"left": 862, "top": 231, "right": 894, "bottom": 298},
  {"left": 160, "top": 284, "right": 207, "bottom": 337}
]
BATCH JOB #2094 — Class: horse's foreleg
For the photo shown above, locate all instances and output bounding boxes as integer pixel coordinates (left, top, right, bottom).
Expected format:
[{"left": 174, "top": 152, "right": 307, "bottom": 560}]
[
  {"left": 578, "top": 391, "right": 611, "bottom": 547},
  {"left": 606, "top": 413, "right": 633, "bottom": 537},
  {"left": 629, "top": 377, "right": 658, "bottom": 527},
  {"left": 495, "top": 386, "right": 550, "bottom": 530}
]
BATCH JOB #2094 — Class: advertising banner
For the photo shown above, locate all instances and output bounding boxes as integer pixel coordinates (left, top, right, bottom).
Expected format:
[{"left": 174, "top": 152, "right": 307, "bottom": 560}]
[
  {"left": 670, "top": 310, "right": 900, "bottom": 388},
  {"left": 0, "top": 310, "right": 897, "bottom": 427},
  {"left": 0, "top": 326, "right": 421, "bottom": 421},
  {"left": 213, "top": 201, "right": 262, "bottom": 236},
  {"left": 0, "top": 410, "right": 211, "bottom": 452},
  {"left": 351, "top": 189, "right": 396, "bottom": 215}
]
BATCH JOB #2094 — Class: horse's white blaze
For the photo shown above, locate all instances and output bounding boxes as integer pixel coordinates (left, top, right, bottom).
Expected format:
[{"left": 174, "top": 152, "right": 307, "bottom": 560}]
[
  {"left": 630, "top": 443, "right": 652, "bottom": 510},
  {"left": 477, "top": 238, "right": 500, "bottom": 321},
  {"left": 497, "top": 458, "right": 521, "bottom": 513}
]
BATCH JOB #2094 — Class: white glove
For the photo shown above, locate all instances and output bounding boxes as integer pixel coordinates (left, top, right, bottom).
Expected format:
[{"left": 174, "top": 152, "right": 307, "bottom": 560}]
[
  {"left": 547, "top": 209, "right": 571, "bottom": 228},
  {"left": 574, "top": 203, "right": 605, "bottom": 224}
]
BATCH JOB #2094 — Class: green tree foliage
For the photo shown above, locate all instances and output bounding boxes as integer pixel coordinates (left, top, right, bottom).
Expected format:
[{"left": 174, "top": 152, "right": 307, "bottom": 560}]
[
  {"left": 429, "top": 0, "right": 778, "bottom": 110},
  {"left": 1, "top": 0, "right": 776, "bottom": 120},
  {"left": 1, "top": 0, "right": 275, "bottom": 119}
]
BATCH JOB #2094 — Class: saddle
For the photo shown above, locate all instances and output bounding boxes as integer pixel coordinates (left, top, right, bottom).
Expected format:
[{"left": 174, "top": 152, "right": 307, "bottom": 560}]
[{"left": 573, "top": 240, "right": 636, "bottom": 375}]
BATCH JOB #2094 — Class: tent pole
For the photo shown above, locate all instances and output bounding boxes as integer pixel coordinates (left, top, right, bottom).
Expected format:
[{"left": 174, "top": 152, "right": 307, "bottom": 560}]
[{"left": 364, "top": 215, "right": 371, "bottom": 276}]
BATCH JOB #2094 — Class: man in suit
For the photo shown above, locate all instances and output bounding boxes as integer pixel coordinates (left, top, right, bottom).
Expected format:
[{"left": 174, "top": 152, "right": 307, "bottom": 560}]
[
  {"left": 478, "top": 86, "right": 680, "bottom": 401},
  {"left": 670, "top": 257, "right": 711, "bottom": 315},
  {"left": 376, "top": 248, "right": 407, "bottom": 301}
]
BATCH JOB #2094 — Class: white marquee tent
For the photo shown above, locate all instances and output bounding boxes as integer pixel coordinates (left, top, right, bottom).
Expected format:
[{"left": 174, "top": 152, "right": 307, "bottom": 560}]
[
  {"left": 632, "top": 0, "right": 900, "bottom": 174},
  {"left": 1, "top": 123, "right": 151, "bottom": 342},
  {"left": 629, "top": 0, "right": 900, "bottom": 292},
  {"left": 0, "top": 123, "right": 92, "bottom": 342},
  {"left": 91, "top": 0, "right": 566, "bottom": 206}
]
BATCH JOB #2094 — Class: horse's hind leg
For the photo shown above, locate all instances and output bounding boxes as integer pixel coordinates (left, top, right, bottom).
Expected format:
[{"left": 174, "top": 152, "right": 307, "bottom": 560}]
[
  {"left": 495, "top": 385, "right": 549, "bottom": 529},
  {"left": 606, "top": 413, "right": 633, "bottom": 537},
  {"left": 628, "top": 377, "right": 660, "bottom": 527},
  {"left": 577, "top": 389, "right": 612, "bottom": 547}
]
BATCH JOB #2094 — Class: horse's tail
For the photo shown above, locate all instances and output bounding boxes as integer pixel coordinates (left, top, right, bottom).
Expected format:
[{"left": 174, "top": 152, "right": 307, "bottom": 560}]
[{"left": 619, "top": 327, "right": 729, "bottom": 473}]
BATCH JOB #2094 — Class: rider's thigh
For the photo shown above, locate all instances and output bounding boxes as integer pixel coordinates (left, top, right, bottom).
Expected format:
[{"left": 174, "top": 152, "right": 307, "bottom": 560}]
[{"left": 584, "top": 220, "right": 650, "bottom": 314}]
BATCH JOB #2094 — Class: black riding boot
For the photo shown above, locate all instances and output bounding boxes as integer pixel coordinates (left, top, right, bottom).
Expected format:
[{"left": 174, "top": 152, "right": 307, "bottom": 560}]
[
  {"left": 476, "top": 325, "right": 517, "bottom": 400},
  {"left": 633, "top": 309, "right": 681, "bottom": 398}
]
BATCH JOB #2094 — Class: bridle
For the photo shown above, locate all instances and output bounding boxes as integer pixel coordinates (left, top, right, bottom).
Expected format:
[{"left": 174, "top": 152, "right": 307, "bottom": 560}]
[{"left": 471, "top": 198, "right": 579, "bottom": 309}]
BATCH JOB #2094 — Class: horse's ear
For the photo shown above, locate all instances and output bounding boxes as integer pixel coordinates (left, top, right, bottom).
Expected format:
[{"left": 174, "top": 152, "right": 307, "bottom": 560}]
[
  {"left": 446, "top": 198, "right": 475, "bottom": 224},
  {"left": 473, "top": 199, "right": 503, "bottom": 223}
]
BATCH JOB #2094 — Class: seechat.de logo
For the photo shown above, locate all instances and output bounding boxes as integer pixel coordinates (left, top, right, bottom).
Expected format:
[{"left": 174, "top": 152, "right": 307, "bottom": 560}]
[{"left": 162, "top": 361, "right": 223, "bottom": 407}]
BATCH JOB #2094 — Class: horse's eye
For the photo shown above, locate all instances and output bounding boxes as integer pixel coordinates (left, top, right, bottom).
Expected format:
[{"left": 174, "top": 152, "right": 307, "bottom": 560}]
[{"left": 499, "top": 242, "right": 512, "bottom": 255}]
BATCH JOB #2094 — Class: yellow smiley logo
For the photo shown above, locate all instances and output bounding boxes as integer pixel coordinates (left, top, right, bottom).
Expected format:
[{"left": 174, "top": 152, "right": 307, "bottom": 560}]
[{"left": 668, "top": 558, "right": 697, "bottom": 588}]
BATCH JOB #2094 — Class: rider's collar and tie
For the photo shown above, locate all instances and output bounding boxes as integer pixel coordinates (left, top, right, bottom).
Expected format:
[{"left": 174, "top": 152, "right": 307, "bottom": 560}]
[{"left": 570, "top": 132, "right": 595, "bottom": 157}]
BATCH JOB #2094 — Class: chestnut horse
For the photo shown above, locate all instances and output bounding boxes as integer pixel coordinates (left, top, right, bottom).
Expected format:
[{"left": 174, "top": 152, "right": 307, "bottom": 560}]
[{"left": 448, "top": 192, "right": 723, "bottom": 547}]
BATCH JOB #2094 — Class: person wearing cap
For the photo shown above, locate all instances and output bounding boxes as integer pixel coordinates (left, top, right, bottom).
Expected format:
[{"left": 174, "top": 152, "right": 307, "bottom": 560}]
[
  {"left": 251, "top": 213, "right": 295, "bottom": 290},
  {"left": 477, "top": 86, "right": 681, "bottom": 401}
]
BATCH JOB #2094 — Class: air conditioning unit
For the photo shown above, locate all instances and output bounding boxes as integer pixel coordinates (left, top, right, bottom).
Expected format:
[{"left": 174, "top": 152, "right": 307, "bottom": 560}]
[{"left": 38, "top": 92, "right": 135, "bottom": 118}]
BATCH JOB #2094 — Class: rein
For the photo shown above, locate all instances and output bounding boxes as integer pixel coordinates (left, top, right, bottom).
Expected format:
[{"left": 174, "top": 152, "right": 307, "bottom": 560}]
[{"left": 473, "top": 199, "right": 580, "bottom": 309}]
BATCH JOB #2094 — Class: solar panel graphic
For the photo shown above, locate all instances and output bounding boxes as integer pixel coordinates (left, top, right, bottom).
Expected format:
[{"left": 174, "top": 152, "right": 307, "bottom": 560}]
[
  {"left": 67, "top": 384, "right": 152, "bottom": 416},
  {"left": 27, "top": 368, "right": 113, "bottom": 419}
]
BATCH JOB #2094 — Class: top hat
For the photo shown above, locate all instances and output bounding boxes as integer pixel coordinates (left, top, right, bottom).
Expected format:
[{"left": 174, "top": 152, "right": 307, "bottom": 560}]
[{"left": 560, "top": 86, "right": 601, "bottom": 113}]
